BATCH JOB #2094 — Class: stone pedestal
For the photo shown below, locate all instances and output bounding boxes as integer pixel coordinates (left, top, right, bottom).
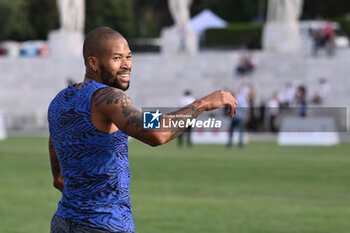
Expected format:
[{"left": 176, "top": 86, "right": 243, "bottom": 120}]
[
  {"left": 48, "top": 29, "right": 84, "bottom": 58},
  {"left": 161, "top": 26, "right": 198, "bottom": 56},
  {"left": 47, "top": 29, "right": 85, "bottom": 85},
  {"left": 262, "top": 22, "right": 301, "bottom": 52}
]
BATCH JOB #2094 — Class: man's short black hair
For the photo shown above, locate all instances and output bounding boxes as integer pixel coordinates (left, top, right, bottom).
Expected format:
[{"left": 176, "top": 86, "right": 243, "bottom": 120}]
[{"left": 83, "top": 27, "right": 124, "bottom": 66}]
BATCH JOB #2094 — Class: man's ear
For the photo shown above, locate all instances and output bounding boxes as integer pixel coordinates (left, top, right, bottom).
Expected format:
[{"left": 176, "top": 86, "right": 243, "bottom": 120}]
[{"left": 88, "top": 56, "right": 99, "bottom": 72}]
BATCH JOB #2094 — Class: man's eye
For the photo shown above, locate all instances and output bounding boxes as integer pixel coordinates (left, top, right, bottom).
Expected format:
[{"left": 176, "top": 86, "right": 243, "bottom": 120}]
[
  {"left": 127, "top": 56, "right": 132, "bottom": 59},
  {"left": 114, "top": 57, "right": 121, "bottom": 60}
]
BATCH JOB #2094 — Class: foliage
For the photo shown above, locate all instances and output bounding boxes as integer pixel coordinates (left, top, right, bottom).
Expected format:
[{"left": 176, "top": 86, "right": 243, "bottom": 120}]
[
  {"left": 201, "top": 0, "right": 260, "bottom": 22},
  {"left": 0, "top": 0, "right": 58, "bottom": 41},
  {"left": 303, "top": 0, "right": 350, "bottom": 19},
  {"left": 205, "top": 23, "right": 263, "bottom": 49},
  {"left": 333, "top": 17, "right": 350, "bottom": 39},
  {"left": 133, "top": 0, "right": 172, "bottom": 38},
  {"left": 0, "top": 0, "right": 350, "bottom": 41},
  {"left": 27, "top": 0, "right": 59, "bottom": 40},
  {"left": 0, "top": 0, "right": 35, "bottom": 41},
  {"left": 85, "top": 0, "right": 136, "bottom": 38}
]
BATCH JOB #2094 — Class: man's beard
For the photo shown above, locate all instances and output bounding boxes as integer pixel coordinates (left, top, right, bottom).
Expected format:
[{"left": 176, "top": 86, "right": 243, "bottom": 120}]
[{"left": 99, "top": 64, "right": 130, "bottom": 91}]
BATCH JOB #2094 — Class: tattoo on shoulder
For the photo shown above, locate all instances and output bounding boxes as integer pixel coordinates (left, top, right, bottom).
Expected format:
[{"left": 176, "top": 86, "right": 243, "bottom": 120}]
[
  {"left": 94, "top": 87, "right": 143, "bottom": 130},
  {"left": 94, "top": 87, "right": 132, "bottom": 108}
]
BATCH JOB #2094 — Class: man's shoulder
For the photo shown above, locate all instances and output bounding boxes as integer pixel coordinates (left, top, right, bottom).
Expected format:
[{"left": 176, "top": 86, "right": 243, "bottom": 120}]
[
  {"left": 93, "top": 85, "right": 122, "bottom": 96},
  {"left": 48, "top": 86, "right": 74, "bottom": 114},
  {"left": 50, "top": 86, "right": 71, "bottom": 104},
  {"left": 92, "top": 87, "right": 131, "bottom": 107}
]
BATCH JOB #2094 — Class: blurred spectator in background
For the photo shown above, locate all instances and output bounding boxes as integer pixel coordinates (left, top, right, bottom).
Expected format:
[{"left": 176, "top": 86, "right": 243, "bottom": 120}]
[
  {"left": 239, "top": 83, "right": 250, "bottom": 100},
  {"left": 227, "top": 91, "right": 248, "bottom": 149},
  {"left": 280, "top": 82, "right": 296, "bottom": 108},
  {"left": 177, "top": 90, "right": 196, "bottom": 148},
  {"left": 296, "top": 85, "right": 307, "bottom": 117},
  {"left": 235, "top": 52, "right": 257, "bottom": 77},
  {"left": 323, "top": 21, "right": 336, "bottom": 56},
  {"left": 311, "top": 21, "right": 336, "bottom": 57},
  {"left": 267, "top": 92, "right": 280, "bottom": 132},
  {"left": 246, "top": 84, "right": 258, "bottom": 131},
  {"left": 0, "top": 47, "right": 6, "bottom": 56},
  {"left": 258, "top": 99, "right": 266, "bottom": 132},
  {"left": 312, "top": 77, "right": 330, "bottom": 104}
]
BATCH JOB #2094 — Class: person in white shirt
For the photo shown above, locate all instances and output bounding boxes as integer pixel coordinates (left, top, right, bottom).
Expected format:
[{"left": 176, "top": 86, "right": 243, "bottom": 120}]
[
  {"left": 227, "top": 91, "right": 248, "bottom": 148},
  {"left": 178, "top": 90, "right": 196, "bottom": 147}
]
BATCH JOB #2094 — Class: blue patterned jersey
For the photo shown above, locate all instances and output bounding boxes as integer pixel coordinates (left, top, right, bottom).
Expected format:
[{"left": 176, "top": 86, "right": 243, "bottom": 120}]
[{"left": 48, "top": 81, "right": 135, "bottom": 232}]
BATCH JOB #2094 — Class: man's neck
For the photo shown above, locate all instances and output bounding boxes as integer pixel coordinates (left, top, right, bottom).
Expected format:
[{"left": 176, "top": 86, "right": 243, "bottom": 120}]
[{"left": 84, "top": 69, "right": 102, "bottom": 84}]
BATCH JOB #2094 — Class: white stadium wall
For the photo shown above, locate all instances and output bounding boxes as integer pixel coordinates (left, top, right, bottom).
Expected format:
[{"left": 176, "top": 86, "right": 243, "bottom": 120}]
[{"left": 1, "top": 49, "right": 350, "bottom": 134}]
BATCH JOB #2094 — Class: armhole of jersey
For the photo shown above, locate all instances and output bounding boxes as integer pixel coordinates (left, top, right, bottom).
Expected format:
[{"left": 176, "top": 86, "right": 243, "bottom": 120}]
[
  {"left": 88, "top": 86, "right": 108, "bottom": 113},
  {"left": 89, "top": 86, "right": 119, "bottom": 134}
]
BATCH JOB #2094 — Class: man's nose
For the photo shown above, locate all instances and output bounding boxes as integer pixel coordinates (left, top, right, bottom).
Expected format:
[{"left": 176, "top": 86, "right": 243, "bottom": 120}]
[{"left": 122, "top": 59, "right": 132, "bottom": 69}]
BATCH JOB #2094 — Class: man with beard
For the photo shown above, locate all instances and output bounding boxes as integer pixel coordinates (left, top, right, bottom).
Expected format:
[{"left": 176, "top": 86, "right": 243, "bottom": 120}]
[{"left": 48, "top": 27, "right": 237, "bottom": 233}]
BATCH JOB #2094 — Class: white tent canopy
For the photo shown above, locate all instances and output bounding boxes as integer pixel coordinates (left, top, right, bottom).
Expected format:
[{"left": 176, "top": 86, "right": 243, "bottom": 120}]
[{"left": 190, "top": 9, "right": 228, "bottom": 35}]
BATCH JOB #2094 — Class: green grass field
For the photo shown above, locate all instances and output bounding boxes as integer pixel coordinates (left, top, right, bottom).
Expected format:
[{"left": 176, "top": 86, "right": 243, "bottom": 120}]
[{"left": 1, "top": 137, "right": 350, "bottom": 233}]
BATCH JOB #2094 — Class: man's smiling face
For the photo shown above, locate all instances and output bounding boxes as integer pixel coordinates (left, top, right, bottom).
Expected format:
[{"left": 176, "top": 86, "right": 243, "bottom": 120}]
[{"left": 97, "top": 38, "right": 132, "bottom": 91}]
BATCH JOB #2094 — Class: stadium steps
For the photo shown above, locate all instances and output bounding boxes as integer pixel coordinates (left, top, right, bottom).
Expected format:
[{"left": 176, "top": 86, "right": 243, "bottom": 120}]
[
  {"left": 131, "top": 49, "right": 350, "bottom": 110},
  {"left": 1, "top": 48, "right": 350, "bottom": 131}
]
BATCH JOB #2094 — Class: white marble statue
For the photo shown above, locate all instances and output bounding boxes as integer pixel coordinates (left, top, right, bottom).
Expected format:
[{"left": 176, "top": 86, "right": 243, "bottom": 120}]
[
  {"left": 168, "top": 0, "right": 192, "bottom": 27},
  {"left": 49, "top": 0, "right": 85, "bottom": 58},
  {"left": 267, "top": 0, "right": 303, "bottom": 23},
  {"left": 163, "top": 0, "right": 198, "bottom": 55},
  {"left": 263, "top": 0, "right": 303, "bottom": 52},
  {"left": 57, "top": 0, "right": 85, "bottom": 32}
]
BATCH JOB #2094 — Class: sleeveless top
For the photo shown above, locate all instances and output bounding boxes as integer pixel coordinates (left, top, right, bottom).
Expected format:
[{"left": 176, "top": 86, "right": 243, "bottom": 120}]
[{"left": 48, "top": 81, "right": 135, "bottom": 232}]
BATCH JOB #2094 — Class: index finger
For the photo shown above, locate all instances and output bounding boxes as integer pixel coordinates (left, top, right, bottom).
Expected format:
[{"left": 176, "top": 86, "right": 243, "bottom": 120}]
[{"left": 229, "top": 102, "right": 237, "bottom": 118}]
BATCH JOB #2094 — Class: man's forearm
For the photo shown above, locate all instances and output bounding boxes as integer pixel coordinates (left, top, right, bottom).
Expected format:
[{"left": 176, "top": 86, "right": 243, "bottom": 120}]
[
  {"left": 136, "top": 89, "right": 236, "bottom": 146},
  {"left": 163, "top": 99, "right": 206, "bottom": 140}
]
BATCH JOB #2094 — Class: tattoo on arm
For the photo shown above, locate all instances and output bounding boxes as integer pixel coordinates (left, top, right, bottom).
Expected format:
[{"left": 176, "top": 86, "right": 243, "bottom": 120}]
[
  {"left": 94, "top": 87, "right": 131, "bottom": 107},
  {"left": 166, "top": 103, "right": 201, "bottom": 139},
  {"left": 94, "top": 87, "right": 202, "bottom": 142},
  {"left": 94, "top": 87, "right": 143, "bottom": 132}
]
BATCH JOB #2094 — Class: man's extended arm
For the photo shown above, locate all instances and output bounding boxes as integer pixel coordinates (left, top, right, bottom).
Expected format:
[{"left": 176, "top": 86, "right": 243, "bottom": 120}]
[
  {"left": 49, "top": 136, "right": 64, "bottom": 192},
  {"left": 93, "top": 87, "right": 237, "bottom": 146}
]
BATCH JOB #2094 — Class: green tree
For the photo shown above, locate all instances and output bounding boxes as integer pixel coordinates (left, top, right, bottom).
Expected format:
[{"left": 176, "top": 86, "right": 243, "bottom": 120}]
[
  {"left": 302, "top": 0, "right": 350, "bottom": 19},
  {"left": 85, "top": 0, "right": 136, "bottom": 38},
  {"left": 132, "top": 0, "right": 171, "bottom": 38},
  {"left": 27, "top": 0, "right": 59, "bottom": 40},
  {"left": 1, "top": 0, "right": 350, "bottom": 42},
  {"left": 0, "top": 0, "right": 14, "bottom": 40},
  {"left": 0, "top": 0, "right": 58, "bottom": 41},
  {"left": 0, "top": 0, "right": 35, "bottom": 41},
  {"left": 192, "top": 0, "right": 260, "bottom": 22}
]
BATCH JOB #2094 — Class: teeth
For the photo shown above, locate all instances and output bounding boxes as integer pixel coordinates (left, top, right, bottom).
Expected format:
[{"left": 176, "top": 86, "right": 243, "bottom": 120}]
[{"left": 120, "top": 74, "right": 129, "bottom": 77}]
